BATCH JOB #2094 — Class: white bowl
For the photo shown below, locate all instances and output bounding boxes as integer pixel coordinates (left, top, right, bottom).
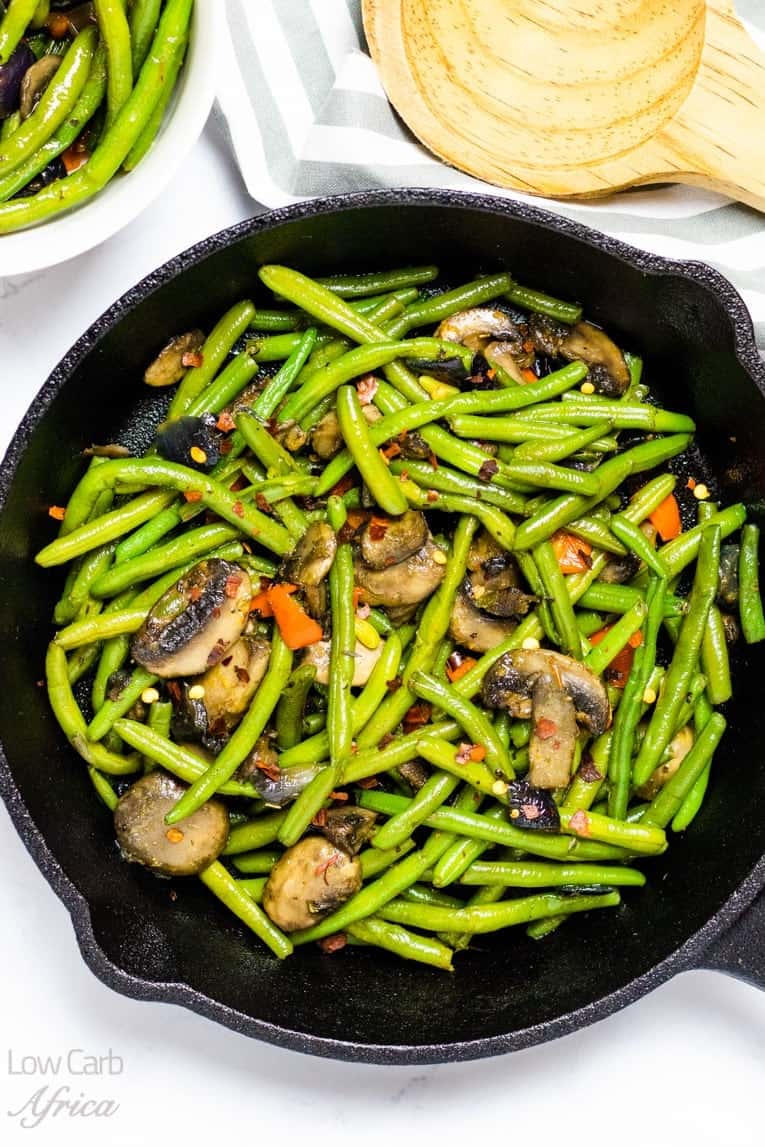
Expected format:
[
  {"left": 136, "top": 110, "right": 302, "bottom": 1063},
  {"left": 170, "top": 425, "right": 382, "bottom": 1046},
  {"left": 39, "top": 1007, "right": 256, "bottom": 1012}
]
[{"left": 0, "top": 0, "right": 218, "bottom": 277}]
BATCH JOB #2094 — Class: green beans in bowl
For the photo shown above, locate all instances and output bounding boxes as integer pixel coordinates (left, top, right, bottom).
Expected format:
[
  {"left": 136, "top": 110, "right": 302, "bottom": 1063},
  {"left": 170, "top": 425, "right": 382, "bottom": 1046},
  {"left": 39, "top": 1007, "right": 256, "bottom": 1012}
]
[
  {"left": 0, "top": 0, "right": 216, "bottom": 272},
  {"left": 37, "top": 261, "right": 763, "bottom": 971}
]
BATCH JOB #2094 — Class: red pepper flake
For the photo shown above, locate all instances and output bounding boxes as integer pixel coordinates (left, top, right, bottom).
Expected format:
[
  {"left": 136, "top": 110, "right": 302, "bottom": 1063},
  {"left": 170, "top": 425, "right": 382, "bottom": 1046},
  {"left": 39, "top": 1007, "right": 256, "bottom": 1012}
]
[
  {"left": 166, "top": 681, "right": 182, "bottom": 703},
  {"left": 446, "top": 652, "right": 478, "bottom": 683},
  {"left": 183, "top": 490, "right": 203, "bottom": 503},
  {"left": 182, "top": 351, "right": 204, "bottom": 368},
  {"left": 234, "top": 666, "right": 251, "bottom": 684},
  {"left": 426, "top": 489, "right": 439, "bottom": 503},
  {"left": 255, "top": 493, "right": 272, "bottom": 513},
  {"left": 686, "top": 477, "right": 697, "bottom": 490},
  {"left": 48, "top": 505, "right": 66, "bottom": 521},
  {"left": 486, "top": 368, "right": 497, "bottom": 380},
  {"left": 256, "top": 759, "right": 281, "bottom": 782},
  {"left": 428, "top": 452, "right": 439, "bottom": 470},
  {"left": 312, "top": 808, "right": 328, "bottom": 827},
  {"left": 329, "top": 790, "right": 349, "bottom": 802},
  {"left": 221, "top": 655, "right": 233, "bottom": 666},
  {"left": 478, "top": 459, "right": 499, "bottom": 482},
  {"left": 229, "top": 474, "right": 248, "bottom": 493},
  {"left": 578, "top": 755, "right": 603, "bottom": 783},
  {"left": 569, "top": 809, "right": 592, "bottom": 837},
  {"left": 188, "top": 586, "right": 202, "bottom": 602},
  {"left": 356, "top": 776, "right": 380, "bottom": 789},
  {"left": 399, "top": 468, "right": 409, "bottom": 482},
  {"left": 350, "top": 741, "right": 358, "bottom": 755},
  {"left": 224, "top": 573, "right": 243, "bottom": 598},
  {"left": 330, "top": 473, "right": 355, "bottom": 497},
  {"left": 216, "top": 411, "right": 235, "bottom": 432},
  {"left": 315, "top": 853, "right": 342, "bottom": 877},
  {"left": 535, "top": 717, "right": 558, "bottom": 741},
  {"left": 356, "top": 374, "right": 379, "bottom": 403},
  {"left": 403, "top": 701, "right": 432, "bottom": 731},
  {"left": 381, "top": 441, "right": 402, "bottom": 460},
  {"left": 386, "top": 676, "right": 402, "bottom": 692},
  {"left": 232, "top": 500, "right": 245, "bottom": 519},
  {"left": 368, "top": 515, "right": 390, "bottom": 541},
  {"left": 317, "top": 933, "right": 347, "bottom": 954}
]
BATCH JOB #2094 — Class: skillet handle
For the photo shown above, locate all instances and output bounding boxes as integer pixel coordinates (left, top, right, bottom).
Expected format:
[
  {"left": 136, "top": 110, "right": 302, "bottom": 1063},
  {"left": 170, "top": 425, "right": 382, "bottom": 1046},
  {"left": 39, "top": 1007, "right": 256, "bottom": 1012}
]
[{"left": 696, "top": 891, "right": 765, "bottom": 990}]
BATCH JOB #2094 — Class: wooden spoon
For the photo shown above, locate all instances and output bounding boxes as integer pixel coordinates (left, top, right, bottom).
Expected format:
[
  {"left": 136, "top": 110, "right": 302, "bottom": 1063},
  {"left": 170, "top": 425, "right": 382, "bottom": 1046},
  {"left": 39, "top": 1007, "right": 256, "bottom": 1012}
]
[{"left": 363, "top": 0, "right": 765, "bottom": 210}]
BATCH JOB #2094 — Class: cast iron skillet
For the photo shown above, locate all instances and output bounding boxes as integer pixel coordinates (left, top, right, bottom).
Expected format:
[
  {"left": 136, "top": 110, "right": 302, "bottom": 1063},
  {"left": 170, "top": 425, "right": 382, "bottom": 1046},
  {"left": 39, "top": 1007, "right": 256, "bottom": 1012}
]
[{"left": 1, "top": 190, "right": 765, "bottom": 1065}]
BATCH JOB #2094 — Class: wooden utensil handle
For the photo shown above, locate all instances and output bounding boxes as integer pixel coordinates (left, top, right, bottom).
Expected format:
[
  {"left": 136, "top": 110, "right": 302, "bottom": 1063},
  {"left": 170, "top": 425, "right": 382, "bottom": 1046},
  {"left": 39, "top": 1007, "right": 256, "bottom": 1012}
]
[{"left": 665, "top": 7, "right": 765, "bottom": 211}]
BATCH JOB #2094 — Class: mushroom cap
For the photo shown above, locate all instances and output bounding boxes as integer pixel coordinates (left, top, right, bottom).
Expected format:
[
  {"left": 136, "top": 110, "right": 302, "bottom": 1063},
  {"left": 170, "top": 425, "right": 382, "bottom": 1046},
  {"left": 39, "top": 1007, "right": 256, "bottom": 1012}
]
[
  {"left": 282, "top": 521, "right": 337, "bottom": 587},
  {"left": 262, "top": 837, "right": 362, "bottom": 932},
  {"left": 449, "top": 588, "right": 518, "bottom": 653},
  {"left": 301, "top": 637, "right": 383, "bottom": 687},
  {"left": 198, "top": 636, "right": 270, "bottom": 733},
  {"left": 114, "top": 771, "right": 229, "bottom": 877},
  {"left": 482, "top": 647, "right": 611, "bottom": 736},
  {"left": 354, "top": 538, "right": 446, "bottom": 607},
  {"left": 359, "top": 510, "right": 429, "bottom": 570}
]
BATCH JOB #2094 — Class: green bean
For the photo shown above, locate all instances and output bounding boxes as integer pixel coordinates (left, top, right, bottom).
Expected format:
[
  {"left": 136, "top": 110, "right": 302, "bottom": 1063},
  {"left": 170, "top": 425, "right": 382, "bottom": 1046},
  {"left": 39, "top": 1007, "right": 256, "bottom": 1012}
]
[
  {"left": 279, "top": 632, "right": 402, "bottom": 767},
  {"left": 113, "top": 720, "right": 263, "bottom": 798},
  {"left": 247, "top": 331, "right": 334, "bottom": 364},
  {"left": 610, "top": 514, "right": 670, "bottom": 577},
  {"left": 408, "top": 670, "right": 515, "bottom": 780},
  {"left": 375, "top": 890, "right": 620, "bottom": 934},
  {"left": 275, "top": 664, "right": 317, "bottom": 750},
  {"left": 607, "top": 577, "right": 665, "bottom": 819},
  {"left": 739, "top": 523, "right": 765, "bottom": 643},
  {"left": 250, "top": 308, "right": 306, "bottom": 333},
  {"left": 373, "top": 771, "right": 461, "bottom": 851},
  {"left": 527, "top": 915, "right": 567, "bottom": 940},
  {"left": 633, "top": 526, "right": 721, "bottom": 787},
  {"left": 144, "top": 699, "right": 172, "bottom": 769},
  {"left": 57, "top": 540, "right": 116, "bottom": 623},
  {"left": 507, "top": 283, "right": 582, "bottom": 324},
  {"left": 236, "top": 877, "right": 268, "bottom": 902},
  {"left": 185, "top": 351, "right": 260, "bottom": 419},
  {"left": 336, "top": 385, "right": 408, "bottom": 515},
  {"left": 512, "top": 550, "right": 558, "bottom": 644},
  {"left": 252, "top": 329, "right": 317, "bottom": 419},
  {"left": 55, "top": 607, "right": 145, "bottom": 651},
  {"left": 415, "top": 734, "right": 504, "bottom": 798},
  {"left": 88, "top": 767, "right": 119, "bottom": 811},
  {"left": 577, "top": 582, "right": 683, "bottom": 617},
  {"left": 622, "top": 474, "right": 678, "bottom": 523},
  {"left": 499, "top": 459, "right": 600, "bottom": 496},
  {"left": 566, "top": 516, "right": 627, "bottom": 556},
  {"left": 343, "top": 721, "right": 461, "bottom": 786},
  {"left": 584, "top": 599, "right": 647, "bottom": 677},
  {"left": 359, "top": 839, "right": 416, "bottom": 879},
  {"left": 444, "top": 362, "right": 588, "bottom": 416},
  {"left": 46, "top": 643, "right": 139, "bottom": 775},
  {"left": 230, "top": 849, "right": 281, "bottom": 875},
  {"left": 224, "top": 811, "right": 287, "bottom": 855},
  {"left": 199, "top": 861, "right": 292, "bottom": 959},
  {"left": 95, "top": 0, "right": 132, "bottom": 129},
  {"left": 87, "top": 665, "right": 158, "bottom": 741},
  {"left": 642, "top": 504, "right": 746, "bottom": 584},
  {"left": 512, "top": 421, "right": 614, "bottom": 463},
  {"left": 557, "top": 807, "right": 665, "bottom": 854},
  {"left": 384, "top": 273, "right": 513, "bottom": 336},
  {"left": 122, "top": 23, "right": 188, "bottom": 171},
  {"left": 43, "top": 490, "right": 176, "bottom": 566},
  {"left": 36, "top": 458, "right": 292, "bottom": 565},
  {"left": 671, "top": 698, "right": 715, "bottom": 832},
  {"left": 345, "top": 917, "right": 454, "bottom": 971},
  {"left": 540, "top": 397, "right": 696, "bottom": 432},
  {"left": 166, "top": 631, "right": 293, "bottom": 824},
  {"left": 314, "top": 266, "right": 439, "bottom": 298},
  {"left": 701, "top": 604, "right": 732, "bottom": 704},
  {"left": 0, "top": 41, "right": 107, "bottom": 202},
  {"left": 0, "top": 26, "right": 97, "bottom": 177},
  {"left": 400, "top": 482, "right": 516, "bottom": 550},
  {"left": 91, "top": 523, "right": 239, "bottom": 598},
  {"left": 643, "top": 713, "right": 726, "bottom": 828},
  {"left": 460, "top": 860, "right": 645, "bottom": 887},
  {"left": 128, "top": 0, "right": 161, "bottom": 73},
  {"left": 533, "top": 540, "right": 584, "bottom": 657},
  {"left": 113, "top": 507, "right": 182, "bottom": 566},
  {"left": 431, "top": 804, "right": 505, "bottom": 887},
  {"left": 442, "top": 414, "right": 613, "bottom": 449},
  {"left": 169, "top": 301, "right": 257, "bottom": 419},
  {"left": 291, "top": 828, "right": 460, "bottom": 945},
  {"left": 0, "top": 0, "right": 38, "bottom": 62},
  {"left": 357, "top": 789, "right": 636, "bottom": 861},
  {"left": 387, "top": 458, "right": 525, "bottom": 513}
]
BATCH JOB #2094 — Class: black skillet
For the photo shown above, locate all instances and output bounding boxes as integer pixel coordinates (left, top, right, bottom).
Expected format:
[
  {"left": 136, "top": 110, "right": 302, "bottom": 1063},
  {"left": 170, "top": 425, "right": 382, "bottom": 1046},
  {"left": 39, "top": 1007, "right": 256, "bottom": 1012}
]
[{"left": 1, "top": 189, "right": 764, "bottom": 1064}]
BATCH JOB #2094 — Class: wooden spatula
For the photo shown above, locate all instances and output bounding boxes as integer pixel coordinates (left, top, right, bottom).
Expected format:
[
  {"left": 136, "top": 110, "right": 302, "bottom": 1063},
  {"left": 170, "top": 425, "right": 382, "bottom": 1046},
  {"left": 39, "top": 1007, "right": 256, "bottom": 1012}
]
[{"left": 363, "top": 0, "right": 765, "bottom": 210}]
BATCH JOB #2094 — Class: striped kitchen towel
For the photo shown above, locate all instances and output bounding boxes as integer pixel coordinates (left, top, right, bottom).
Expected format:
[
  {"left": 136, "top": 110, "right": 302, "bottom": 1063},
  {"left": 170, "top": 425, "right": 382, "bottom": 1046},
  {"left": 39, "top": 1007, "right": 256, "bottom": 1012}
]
[{"left": 218, "top": 0, "right": 765, "bottom": 345}]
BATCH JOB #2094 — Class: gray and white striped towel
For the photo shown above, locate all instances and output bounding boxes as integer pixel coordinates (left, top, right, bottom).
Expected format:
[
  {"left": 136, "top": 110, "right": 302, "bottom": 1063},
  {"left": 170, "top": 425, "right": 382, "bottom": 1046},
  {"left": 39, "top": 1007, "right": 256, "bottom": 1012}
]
[{"left": 218, "top": 0, "right": 765, "bottom": 346}]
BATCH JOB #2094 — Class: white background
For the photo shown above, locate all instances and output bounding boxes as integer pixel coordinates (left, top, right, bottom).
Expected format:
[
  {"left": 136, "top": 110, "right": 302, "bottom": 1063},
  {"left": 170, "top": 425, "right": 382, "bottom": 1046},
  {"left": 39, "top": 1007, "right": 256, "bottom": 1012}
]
[{"left": 0, "top": 115, "right": 764, "bottom": 1146}]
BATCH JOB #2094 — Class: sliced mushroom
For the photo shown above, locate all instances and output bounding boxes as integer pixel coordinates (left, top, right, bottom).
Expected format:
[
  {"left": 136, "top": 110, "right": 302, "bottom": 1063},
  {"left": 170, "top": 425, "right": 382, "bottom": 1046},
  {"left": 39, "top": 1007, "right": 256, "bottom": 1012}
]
[
  {"left": 251, "top": 763, "right": 321, "bottom": 807},
  {"left": 143, "top": 330, "right": 205, "bottom": 388},
  {"left": 398, "top": 758, "right": 431, "bottom": 792},
  {"left": 359, "top": 509, "right": 429, "bottom": 569},
  {"left": 301, "top": 637, "right": 383, "bottom": 687},
  {"left": 636, "top": 725, "right": 695, "bottom": 800},
  {"left": 19, "top": 55, "right": 60, "bottom": 120},
  {"left": 354, "top": 538, "right": 446, "bottom": 607},
  {"left": 197, "top": 636, "right": 270, "bottom": 735},
  {"left": 527, "top": 314, "right": 629, "bottom": 396},
  {"left": 466, "top": 554, "right": 536, "bottom": 618},
  {"left": 403, "top": 355, "right": 469, "bottom": 386},
  {"left": 449, "top": 588, "right": 518, "bottom": 653},
  {"left": 483, "top": 648, "right": 611, "bottom": 788},
  {"left": 262, "top": 836, "right": 362, "bottom": 932},
  {"left": 114, "top": 771, "right": 229, "bottom": 877},
  {"left": 483, "top": 341, "right": 529, "bottom": 385},
  {"left": 436, "top": 306, "right": 525, "bottom": 351},
  {"left": 322, "top": 806, "right": 378, "bottom": 854},
  {"left": 155, "top": 413, "right": 222, "bottom": 472},
  {"left": 311, "top": 404, "right": 381, "bottom": 459},
  {"left": 132, "top": 559, "right": 252, "bottom": 678},
  {"left": 282, "top": 521, "right": 337, "bottom": 587}
]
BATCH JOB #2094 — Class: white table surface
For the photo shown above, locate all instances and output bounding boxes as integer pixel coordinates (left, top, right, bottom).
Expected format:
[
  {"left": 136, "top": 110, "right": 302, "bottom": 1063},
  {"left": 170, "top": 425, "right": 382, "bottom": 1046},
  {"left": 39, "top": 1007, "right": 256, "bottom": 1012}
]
[{"left": 0, "top": 113, "right": 763, "bottom": 1147}]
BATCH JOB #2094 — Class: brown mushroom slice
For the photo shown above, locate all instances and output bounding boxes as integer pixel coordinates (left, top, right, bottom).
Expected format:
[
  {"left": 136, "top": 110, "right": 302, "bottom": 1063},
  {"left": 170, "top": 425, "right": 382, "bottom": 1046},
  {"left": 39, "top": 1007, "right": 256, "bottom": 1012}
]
[
  {"left": 19, "top": 55, "right": 60, "bottom": 120},
  {"left": 398, "top": 758, "right": 431, "bottom": 791},
  {"left": 132, "top": 559, "right": 252, "bottom": 678},
  {"left": 483, "top": 340, "right": 529, "bottom": 384},
  {"left": 114, "top": 771, "right": 229, "bottom": 877},
  {"left": 482, "top": 648, "right": 611, "bottom": 788},
  {"left": 528, "top": 675, "right": 579, "bottom": 789},
  {"left": 143, "top": 330, "right": 205, "bottom": 387},
  {"left": 322, "top": 806, "right": 378, "bottom": 854},
  {"left": 282, "top": 521, "right": 337, "bottom": 587},
  {"left": 262, "top": 837, "right": 362, "bottom": 932},
  {"left": 466, "top": 554, "right": 536, "bottom": 619},
  {"left": 354, "top": 538, "right": 447, "bottom": 607},
  {"left": 559, "top": 322, "right": 630, "bottom": 396},
  {"left": 436, "top": 306, "right": 524, "bottom": 351},
  {"left": 449, "top": 588, "right": 517, "bottom": 654},
  {"left": 311, "top": 404, "right": 382, "bottom": 459},
  {"left": 197, "top": 636, "right": 270, "bottom": 733},
  {"left": 636, "top": 725, "right": 695, "bottom": 799},
  {"left": 301, "top": 637, "right": 383, "bottom": 687},
  {"left": 359, "top": 510, "right": 429, "bottom": 569}
]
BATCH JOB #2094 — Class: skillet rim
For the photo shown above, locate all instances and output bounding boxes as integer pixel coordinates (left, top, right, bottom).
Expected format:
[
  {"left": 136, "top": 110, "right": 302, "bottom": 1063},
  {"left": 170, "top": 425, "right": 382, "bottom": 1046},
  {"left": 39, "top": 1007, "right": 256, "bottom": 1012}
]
[{"left": 1, "top": 187, "right": 763, "bottom": 1064}]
